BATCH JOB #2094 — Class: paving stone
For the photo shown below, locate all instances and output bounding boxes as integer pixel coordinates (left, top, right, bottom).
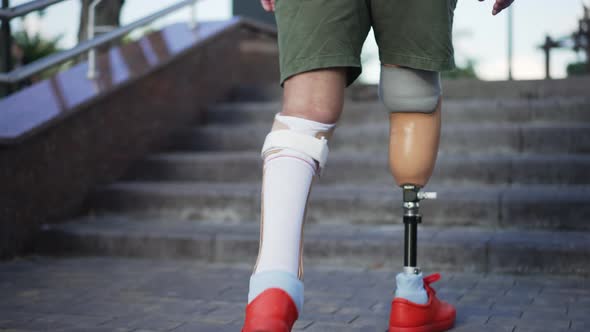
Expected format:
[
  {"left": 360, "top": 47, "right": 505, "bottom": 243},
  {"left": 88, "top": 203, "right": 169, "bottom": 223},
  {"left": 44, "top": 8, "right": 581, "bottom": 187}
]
[
  {"left": 100, "top": 308, "right": 192, "bottom": 331},
  {"left": 302, "top": 321, "right": 371, "bottom": 332},
  {"left": 54, "top": 328, "right": 133, "bottom": 332},
  {"left": 8, "top": 314, "right": 114, "bottom": 331},
  {"left": 292, "top": 320, "right": 314, "bottom": 330},
  {"left": 570, "top": 320, "right": 588, "bottom": 331},
  {"left": 521, "top": 308, "right": 568, "bottom": 320},
  {"left": 515, "top": 317, "right": 572, "bottom": 331},
  {"left": 168, "top": 321, "right": 242, "bottom": 332},
  {"left": 486, "top": 316, "right": 520, "bottom": 329},
  {"left": 514, "top": 328, "right": 570, "bottom": 332},
  {"left": 202, "top": 303, "right": 245, "bottom": 324},
  {"left": 0, "top": 312, "right": 42, "bottom": 330},
  {"left": 1, "top": 257, "right": 589, "bottom": 332}
]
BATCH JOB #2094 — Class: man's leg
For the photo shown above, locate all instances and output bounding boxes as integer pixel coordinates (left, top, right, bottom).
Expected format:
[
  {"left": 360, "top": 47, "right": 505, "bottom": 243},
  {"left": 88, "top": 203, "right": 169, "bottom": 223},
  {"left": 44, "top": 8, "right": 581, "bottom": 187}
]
[
  {"left": 244, "top": 0, "right": 368, "bottom": 329},
  {"left": 242, "top": 68, "right": 346, "bottom": 332},
  {"left": 281, "top": 68, "right": 347, "bottom": 123},
  {"left": 253, "top": 68, "right": 346, "bottom": 276}
]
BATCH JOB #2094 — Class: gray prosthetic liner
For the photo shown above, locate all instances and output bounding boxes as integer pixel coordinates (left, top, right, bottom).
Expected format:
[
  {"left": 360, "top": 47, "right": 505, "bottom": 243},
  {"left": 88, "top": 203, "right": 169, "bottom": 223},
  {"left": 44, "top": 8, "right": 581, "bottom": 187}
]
[{"left": 379, "top": 65, "right": 442, "bottom": 113}]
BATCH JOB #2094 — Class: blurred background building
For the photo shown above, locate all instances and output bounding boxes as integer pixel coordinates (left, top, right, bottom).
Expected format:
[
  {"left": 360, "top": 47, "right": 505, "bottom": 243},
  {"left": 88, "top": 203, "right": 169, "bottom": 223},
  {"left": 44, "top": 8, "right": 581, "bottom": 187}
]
[{"left": 1, "top": 0, "right": 589, "bottom": 85}]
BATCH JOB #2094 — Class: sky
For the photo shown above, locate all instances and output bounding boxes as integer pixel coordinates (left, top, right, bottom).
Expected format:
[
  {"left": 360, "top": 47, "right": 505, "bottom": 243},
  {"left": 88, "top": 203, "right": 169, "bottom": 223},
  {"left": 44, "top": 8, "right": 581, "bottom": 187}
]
[{"left": 10, "top": 0, "right": 589, "bottom": 82}]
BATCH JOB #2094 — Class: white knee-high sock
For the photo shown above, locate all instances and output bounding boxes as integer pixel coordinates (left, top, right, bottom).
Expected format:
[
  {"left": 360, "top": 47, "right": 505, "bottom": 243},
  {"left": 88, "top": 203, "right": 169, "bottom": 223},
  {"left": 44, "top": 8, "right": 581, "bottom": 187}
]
[
  {"left": 255, "top": 149, "right": 315, "bottom": 275},
  {"left": 253, "top": 114, "right": 335, "bottom": 277}
]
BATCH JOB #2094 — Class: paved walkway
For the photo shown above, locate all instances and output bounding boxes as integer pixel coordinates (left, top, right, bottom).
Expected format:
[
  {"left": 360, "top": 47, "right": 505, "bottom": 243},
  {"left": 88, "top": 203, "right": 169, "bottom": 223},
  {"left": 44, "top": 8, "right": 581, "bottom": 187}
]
[{"left": 1, "top": 257, "right": 588, "bottom": 332}]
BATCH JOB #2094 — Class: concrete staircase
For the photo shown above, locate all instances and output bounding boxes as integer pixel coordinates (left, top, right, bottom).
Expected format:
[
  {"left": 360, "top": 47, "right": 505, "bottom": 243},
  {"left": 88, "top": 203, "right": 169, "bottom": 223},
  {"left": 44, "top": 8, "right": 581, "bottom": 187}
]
[{"left": 41, "top": 89, "right": 590, "bottom": 276}]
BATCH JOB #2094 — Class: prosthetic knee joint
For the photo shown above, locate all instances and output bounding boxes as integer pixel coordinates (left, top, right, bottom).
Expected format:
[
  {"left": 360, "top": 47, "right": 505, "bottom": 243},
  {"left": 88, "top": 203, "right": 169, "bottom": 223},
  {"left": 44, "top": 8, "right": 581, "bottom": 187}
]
[{"left": 380, "top": 65, "right": 442, "bottom": 275}]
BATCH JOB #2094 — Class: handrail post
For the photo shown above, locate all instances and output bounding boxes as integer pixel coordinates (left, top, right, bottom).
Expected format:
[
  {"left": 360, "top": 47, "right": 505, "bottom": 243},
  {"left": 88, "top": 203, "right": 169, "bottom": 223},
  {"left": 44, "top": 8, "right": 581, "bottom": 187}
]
[
  {"left": 189, "top": 0, "right": 197, "bottom": 29},
  {"left": 1, "top": 0, "right": 12, "bottom": 96},
  {"left": 507, "top": 6, "right": 513, "bottom": 81},
  {"left": 87, "top": 0, "right": 103, "bottom": 79}
]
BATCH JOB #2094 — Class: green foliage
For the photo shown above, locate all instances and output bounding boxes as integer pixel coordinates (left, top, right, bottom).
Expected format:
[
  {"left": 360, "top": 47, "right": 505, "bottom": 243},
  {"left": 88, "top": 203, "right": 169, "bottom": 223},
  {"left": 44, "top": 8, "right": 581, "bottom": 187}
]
[
  {"left": 442, "top": 60, "right": 479, "bottom": 80},
  {"left": 567, "top": 61, "right": 589, "bottom": 76},
  {"left": 12, "top": 30, "right": 69, "bottom": 81},
  {"left": 13, "top": 30, "right": 62, "bottom": 65}
]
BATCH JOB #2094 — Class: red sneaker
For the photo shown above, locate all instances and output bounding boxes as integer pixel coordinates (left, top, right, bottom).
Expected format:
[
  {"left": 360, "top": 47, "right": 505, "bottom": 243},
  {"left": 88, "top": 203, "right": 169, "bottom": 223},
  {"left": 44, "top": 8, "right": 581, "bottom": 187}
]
[
  {"left": 242, "top": 288, "right": 299, "bottom": 332},
  {"left": 389, "top": 273, "right": 456, "bottom": 332}
]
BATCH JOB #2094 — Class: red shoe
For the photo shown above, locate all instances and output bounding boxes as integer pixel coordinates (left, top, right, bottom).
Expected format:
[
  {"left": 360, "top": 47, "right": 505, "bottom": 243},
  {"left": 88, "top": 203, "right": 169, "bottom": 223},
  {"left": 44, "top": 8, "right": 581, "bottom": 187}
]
[
  {"left": 389, "top": 273, "right": 456, "bottom": 332},
  {"left": 242, "top": 288, "right": 299, "bottom": 332}
]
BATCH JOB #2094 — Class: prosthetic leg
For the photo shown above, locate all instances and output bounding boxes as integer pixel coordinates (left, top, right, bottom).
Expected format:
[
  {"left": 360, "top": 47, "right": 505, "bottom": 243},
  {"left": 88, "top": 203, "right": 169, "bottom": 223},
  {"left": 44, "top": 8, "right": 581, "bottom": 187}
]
[{"left": 380, "top": 65, "right": 456, "bottom": 332}]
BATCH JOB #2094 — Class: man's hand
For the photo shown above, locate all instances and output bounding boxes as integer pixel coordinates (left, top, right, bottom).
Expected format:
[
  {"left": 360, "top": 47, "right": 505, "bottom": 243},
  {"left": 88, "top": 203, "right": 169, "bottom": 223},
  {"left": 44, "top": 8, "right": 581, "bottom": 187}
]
[
  {"left": 261, "top": 0, "right": 276, "bottom": 12},
  {"left": 480, "top": 0, "right": 515, "bottom": 16}
]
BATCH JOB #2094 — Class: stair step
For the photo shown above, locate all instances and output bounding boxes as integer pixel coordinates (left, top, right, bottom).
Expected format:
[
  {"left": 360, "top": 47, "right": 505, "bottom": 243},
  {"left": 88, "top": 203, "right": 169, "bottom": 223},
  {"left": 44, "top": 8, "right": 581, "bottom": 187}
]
[
  {"left": 124, "top": 152, "right": 590, "bottom": 186},
  {"left": 206, "top": 98, "right": 590, "bottom": 125},
  {"left": 167, "top": 122, "right": 590, "bottom": 154},
  {"left": 40, "top": 215, "right": 590, "bottom": 275},
  {"left": 86, "top": 182, "right": 590, "bottom": 231},
  {"left": 229, "top": 80, "right": 590, "bottom": 101}
]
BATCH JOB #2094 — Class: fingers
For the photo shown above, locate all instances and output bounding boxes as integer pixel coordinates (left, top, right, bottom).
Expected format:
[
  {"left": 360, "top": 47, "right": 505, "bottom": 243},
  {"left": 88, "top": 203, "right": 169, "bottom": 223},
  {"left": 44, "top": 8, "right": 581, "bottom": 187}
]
[
  {"left": 492, "top": 0, "right": 514, "bottom": 15},
  {"left": 260, "top": 0, "right": 275, "bottom": 12}
]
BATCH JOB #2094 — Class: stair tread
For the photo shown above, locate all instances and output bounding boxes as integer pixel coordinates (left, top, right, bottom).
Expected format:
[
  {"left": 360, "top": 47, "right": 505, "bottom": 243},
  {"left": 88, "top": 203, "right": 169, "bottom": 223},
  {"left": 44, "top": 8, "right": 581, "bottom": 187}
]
[
  {"left": 40, "top": 214, "right": 590, "bottom": 274},
  {"left": 49, "top": 92, "right": 590, "bottom": 274},
  {"left": 123, "top": 151, "right": 590, "bottom": 186},
  {"left": 205, "top": 97, "right": 590, "bottom": 126},
  {"left": 100, "top": 181, "right": 590, "bottom": 199},
  {"left": 147, "top": 150, "right": 590, "bottom": 162},
  {"left": 210, "top": 97, "right": 590, "bottom": 112},
  {"left": 46, "top": 215, "right": 590, "bottom": 250},
  {"left": 188, "top": 121, "right": 590, "bottom": 131}
]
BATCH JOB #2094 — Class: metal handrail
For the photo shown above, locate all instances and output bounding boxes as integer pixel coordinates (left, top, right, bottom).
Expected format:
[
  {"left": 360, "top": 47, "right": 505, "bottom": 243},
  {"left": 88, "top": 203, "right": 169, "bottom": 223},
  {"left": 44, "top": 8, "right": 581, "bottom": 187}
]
[
  {"left": 0, "top": 0, "right": 67, "bottom": 20},
  {"left": 0, "top": 0, "right": 198, "bottom": 84}
]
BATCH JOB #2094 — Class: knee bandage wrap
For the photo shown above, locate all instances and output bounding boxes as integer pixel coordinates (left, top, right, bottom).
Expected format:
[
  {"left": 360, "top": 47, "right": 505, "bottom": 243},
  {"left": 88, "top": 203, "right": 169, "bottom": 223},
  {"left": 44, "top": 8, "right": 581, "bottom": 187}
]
[
  {"left": 379, "top": 65, "right": 442, "bottom": 113},
  {"left": 261, "top": 114, "right": 335, "bottom": 174}
]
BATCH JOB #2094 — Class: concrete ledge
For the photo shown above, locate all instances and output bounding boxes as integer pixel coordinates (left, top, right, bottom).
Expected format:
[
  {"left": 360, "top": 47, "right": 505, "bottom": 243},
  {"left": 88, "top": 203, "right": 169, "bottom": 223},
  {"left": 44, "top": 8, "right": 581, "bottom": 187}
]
[{"left": 0, "top": 18, "right": 280, "bottom": 258}]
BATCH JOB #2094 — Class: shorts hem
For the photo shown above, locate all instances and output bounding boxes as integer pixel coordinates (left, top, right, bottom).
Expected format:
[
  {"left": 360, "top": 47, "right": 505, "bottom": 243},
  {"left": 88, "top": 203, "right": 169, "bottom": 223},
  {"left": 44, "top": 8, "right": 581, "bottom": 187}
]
[
  {"left": 280, "top": 55, "right": 361, "bottom": 87},
  {"left": 379, "top": 51, "right": 456, "bottom": 72}
]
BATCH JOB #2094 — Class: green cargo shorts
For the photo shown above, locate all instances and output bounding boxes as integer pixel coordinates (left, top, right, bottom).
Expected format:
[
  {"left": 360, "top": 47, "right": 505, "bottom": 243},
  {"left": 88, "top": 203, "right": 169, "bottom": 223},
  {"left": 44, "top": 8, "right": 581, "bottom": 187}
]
[{"left": 274, "top": 0, "right": 458, "bottom": 86}]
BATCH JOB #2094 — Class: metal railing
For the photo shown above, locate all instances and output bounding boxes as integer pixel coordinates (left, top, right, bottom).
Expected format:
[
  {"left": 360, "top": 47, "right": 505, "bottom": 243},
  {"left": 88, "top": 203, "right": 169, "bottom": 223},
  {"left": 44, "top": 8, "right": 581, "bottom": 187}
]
[
  {"left": 0, "top": 0, "right": 198, "bottom": 87},
  {"left": 0, "top": 0, "right": 64, "bottom": 19}
]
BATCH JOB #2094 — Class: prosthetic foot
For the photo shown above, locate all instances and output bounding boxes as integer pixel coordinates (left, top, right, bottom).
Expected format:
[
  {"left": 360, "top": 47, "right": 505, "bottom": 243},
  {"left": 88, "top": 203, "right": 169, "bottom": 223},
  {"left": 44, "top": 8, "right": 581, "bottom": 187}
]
[
  {"left": 380, "top": 65, "right": 455, "bottom": 332},
  {"left": 242, "top": 113, "right": 336, "bottom": 332}
]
